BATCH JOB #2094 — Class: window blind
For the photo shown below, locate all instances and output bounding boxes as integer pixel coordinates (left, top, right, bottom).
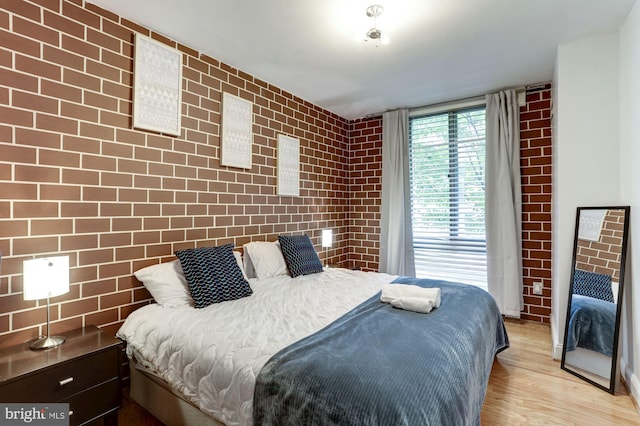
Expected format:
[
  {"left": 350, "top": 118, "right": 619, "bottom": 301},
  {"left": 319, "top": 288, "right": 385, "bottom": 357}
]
[{"left": 409, "top": 107, "right": 487, "bottom": 288}]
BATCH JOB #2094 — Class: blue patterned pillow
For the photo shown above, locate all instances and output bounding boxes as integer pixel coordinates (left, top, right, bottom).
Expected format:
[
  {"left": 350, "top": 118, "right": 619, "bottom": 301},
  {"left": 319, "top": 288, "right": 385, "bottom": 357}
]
[
  {"left": 278, "top": 235, "right": 324, "bottom": 278},
  {"left": 573, "top": 269, "right": 614, "bottom": 303},
  {"left": 175, "top": 244, "right": 252, "bottom": 308}
]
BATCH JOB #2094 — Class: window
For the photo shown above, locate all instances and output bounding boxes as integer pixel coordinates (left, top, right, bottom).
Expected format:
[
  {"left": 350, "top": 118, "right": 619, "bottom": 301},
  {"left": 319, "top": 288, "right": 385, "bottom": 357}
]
[{"left": 409, "top": 107, "right": 487, "bottom": 288}]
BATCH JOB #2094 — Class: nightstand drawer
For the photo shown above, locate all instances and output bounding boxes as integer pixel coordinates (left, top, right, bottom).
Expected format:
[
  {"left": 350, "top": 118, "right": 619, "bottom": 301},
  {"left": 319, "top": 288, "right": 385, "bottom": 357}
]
[
  {"left": 68, "top": 378, "right": 120, "bottom": 426},
  {"left": 1, "top": 346, "right": 119, "bottom": 403}
]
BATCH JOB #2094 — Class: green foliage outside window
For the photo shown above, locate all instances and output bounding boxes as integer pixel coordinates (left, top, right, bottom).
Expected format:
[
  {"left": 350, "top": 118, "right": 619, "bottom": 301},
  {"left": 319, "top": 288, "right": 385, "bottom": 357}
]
[{"left": 409, "top": 108, "right": 486, "bottom": 240}]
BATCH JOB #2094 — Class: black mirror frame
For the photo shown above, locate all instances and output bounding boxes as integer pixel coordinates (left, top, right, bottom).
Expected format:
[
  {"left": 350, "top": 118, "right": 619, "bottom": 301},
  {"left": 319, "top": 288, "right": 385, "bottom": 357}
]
[{"left": 560, "top": 206, "right": 630, "bottom": 394}]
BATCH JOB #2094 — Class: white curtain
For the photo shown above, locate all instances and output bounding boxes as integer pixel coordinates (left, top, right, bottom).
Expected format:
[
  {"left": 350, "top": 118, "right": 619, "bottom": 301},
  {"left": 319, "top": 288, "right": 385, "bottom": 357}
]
[
  {"left": 485, "top": 90, "right": 523, "bottom": 317},
  {"left": 380, "top": 109, "right": 415, "bottom": 276}
]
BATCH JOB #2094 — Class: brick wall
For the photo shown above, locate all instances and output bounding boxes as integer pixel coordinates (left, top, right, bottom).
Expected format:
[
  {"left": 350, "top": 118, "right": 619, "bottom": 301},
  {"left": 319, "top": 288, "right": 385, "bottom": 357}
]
[
  {"left": 520, "top": 86, "right": 553, "bottom": 322},
  {"left": 0, "top": 0, "right": 351, "bottom": 347},
  {"left": 348, "top": 118, "right": 382, "bottom": 271},
  {"left": 349, "top": 86, "right": 554, "bottom": 322}
]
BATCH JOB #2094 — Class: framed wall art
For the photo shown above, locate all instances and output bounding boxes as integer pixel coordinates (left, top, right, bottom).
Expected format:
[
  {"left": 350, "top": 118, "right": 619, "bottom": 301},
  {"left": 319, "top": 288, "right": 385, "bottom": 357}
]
[
  {"left": 221, "top": 92, "right": 253, "bottom": 169},
  {"left": 277, "top": 134, "right": 300, "bottom": 197},
  {"left": 578, "top": 209, "right": 607, "bottom": 242},
  {"left": 133, "top": 33, "right": 183, "bottom": 136}
]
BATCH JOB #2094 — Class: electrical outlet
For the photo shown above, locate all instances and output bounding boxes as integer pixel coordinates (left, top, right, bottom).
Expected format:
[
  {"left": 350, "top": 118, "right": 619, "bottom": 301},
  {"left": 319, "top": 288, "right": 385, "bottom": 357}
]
[{"left": 533, "top": 282, "right": 543, "bottom": 295}]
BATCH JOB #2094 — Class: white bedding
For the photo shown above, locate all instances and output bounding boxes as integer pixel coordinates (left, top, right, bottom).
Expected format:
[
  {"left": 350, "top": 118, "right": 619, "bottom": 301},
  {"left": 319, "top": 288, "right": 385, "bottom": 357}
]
[{"left": 117, "top": 268, "right": 396, "bottom": 426}]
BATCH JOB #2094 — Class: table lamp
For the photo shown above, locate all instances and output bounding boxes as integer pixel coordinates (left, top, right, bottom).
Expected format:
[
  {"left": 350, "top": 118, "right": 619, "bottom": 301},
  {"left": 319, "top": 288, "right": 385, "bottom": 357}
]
[
  {"left": 23, "top": 255, "right": 70, "bottom": 350},
  {"left": 322, "top": 229, "right": 333, "bottom": 267}
]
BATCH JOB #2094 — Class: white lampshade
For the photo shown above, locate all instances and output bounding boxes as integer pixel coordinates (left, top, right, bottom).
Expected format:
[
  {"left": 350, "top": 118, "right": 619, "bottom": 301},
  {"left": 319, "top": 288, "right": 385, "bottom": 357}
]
[
  {"left": 322, "top": 229, "right": 333, "bottom": 248},
  {"left": 23, "top": 256, "right": 70, "bottom": 301}
]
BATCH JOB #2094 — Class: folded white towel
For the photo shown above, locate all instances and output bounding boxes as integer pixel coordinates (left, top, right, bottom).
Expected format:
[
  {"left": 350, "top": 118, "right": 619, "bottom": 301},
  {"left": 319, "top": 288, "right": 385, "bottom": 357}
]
[
  {"left": 389, "top": 297, "right": 436, "bottom": 314},
  {"left": 380, "top": 284, "right": 441, "bottom": 308}
]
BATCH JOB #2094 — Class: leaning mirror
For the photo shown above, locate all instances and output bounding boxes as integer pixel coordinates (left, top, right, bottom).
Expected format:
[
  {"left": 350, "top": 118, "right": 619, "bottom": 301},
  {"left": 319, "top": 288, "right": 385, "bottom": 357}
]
[{"left": 561, "top": 206, "right": 630, "bottom": 393}]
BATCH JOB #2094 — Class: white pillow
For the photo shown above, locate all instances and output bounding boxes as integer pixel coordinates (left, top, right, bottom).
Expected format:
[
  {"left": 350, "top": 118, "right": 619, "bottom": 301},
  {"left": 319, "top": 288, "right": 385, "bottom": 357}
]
[
  {"left": 243, "top": 241, "right": 288, "bottom": 279},
  {"left": 134, "top": 260, "right": 192, "bottom": 307},
  {"left": 233, "top": 250, "right": 249, "bottom": 281}
]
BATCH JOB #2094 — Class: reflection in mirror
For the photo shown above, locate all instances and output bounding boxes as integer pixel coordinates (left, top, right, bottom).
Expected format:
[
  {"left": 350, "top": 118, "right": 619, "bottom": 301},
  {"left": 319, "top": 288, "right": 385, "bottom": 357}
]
[{"left": 561, "top": 206, "right": 630, "bottom": 393}]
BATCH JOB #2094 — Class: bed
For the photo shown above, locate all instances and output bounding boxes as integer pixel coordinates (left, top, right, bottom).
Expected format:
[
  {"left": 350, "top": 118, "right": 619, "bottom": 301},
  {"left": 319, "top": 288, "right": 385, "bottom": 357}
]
[{"left": 117, "top": 238, "right": 508, "bottom": 425}]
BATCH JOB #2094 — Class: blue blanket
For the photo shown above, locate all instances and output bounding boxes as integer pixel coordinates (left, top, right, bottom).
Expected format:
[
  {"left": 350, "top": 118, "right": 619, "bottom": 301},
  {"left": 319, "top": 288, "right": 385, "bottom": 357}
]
[
  {"left": 253, "top": 277, "right": 509, "bottom": 426},
  {"left": 566, "top": 294, "right": 616, "bottom": 356}
]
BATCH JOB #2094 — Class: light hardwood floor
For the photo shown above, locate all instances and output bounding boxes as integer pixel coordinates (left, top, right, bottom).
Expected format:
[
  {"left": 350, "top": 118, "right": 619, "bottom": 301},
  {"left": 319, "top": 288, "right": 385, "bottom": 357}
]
[
  {"left": 481, "top": 319, "right": 640, "bottom": 425},
  {"left": 119, "top": 319, "right": 640, "bottom": 425}
]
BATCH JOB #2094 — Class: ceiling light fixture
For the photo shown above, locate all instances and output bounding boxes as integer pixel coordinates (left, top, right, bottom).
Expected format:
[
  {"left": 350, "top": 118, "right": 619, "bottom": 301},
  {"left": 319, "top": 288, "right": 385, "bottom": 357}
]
[{"left": 365, "top": 5, "right": 389, "bottom": 47}]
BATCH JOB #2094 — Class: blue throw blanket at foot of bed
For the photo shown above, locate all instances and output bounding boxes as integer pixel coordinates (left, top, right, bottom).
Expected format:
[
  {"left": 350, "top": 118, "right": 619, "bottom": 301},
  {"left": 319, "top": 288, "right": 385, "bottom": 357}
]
[{"left": 253, "top": 277, "right": 509, "bottom": 426}]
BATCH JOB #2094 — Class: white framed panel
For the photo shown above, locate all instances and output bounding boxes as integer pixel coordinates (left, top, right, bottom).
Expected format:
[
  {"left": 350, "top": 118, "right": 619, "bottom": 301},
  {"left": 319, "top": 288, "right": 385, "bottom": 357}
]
[
  {"left": 133, "top": 33, "right": 182, "bottom": 136},
  {"left": 578, "top": 209, "right": 607, "bottom": 242},
  {"left": 221, "top": 92, "right": 253, "bottom": 169},
  {"left": 277, "top": 134, "right": 300, "bottom": 196}
]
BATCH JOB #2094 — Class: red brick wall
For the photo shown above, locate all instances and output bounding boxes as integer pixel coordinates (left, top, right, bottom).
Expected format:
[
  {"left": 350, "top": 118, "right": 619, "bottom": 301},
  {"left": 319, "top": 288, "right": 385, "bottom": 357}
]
[
  {"left": 0, "top": 0, "right": 351, "bottom": 346},
  {"left": 348, "top": 118, "right": 382, "bottom": 271},
  {"left": 520, "top": 86, "right": 553, "bottom": 322},
  {"left": 349, "top": 87, "right": 554, "bottom": 322}
]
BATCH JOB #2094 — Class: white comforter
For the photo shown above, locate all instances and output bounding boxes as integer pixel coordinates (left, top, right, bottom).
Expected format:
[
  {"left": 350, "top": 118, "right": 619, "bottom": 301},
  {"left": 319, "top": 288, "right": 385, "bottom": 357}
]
[{"left": 117, "top": 268, "right": 396, "bottom": 426}]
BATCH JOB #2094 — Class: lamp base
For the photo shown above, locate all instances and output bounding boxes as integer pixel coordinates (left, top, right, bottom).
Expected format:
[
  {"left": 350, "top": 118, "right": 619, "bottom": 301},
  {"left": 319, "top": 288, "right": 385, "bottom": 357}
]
[{"left": 29, "top": 335, "right": 65, "bottom": 350}]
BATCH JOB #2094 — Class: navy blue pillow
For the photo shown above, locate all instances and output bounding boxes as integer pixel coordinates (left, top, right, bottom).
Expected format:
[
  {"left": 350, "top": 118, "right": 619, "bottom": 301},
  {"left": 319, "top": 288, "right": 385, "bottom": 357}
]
[
  {"left": 572, "top": 269, "right": 614, "bottom": 303},
  {"left": 175, "top": 244, "right": 252, "bottom": 308},
  {"left": 278, "top": 235, "right": 324, "bottom": 278}
]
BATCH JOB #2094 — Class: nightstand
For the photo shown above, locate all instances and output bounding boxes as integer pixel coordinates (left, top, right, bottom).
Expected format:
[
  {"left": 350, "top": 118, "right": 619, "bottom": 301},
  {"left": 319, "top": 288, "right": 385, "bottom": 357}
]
[{"left": 0, "top": 326, "right": 122, "bottom": 426}]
